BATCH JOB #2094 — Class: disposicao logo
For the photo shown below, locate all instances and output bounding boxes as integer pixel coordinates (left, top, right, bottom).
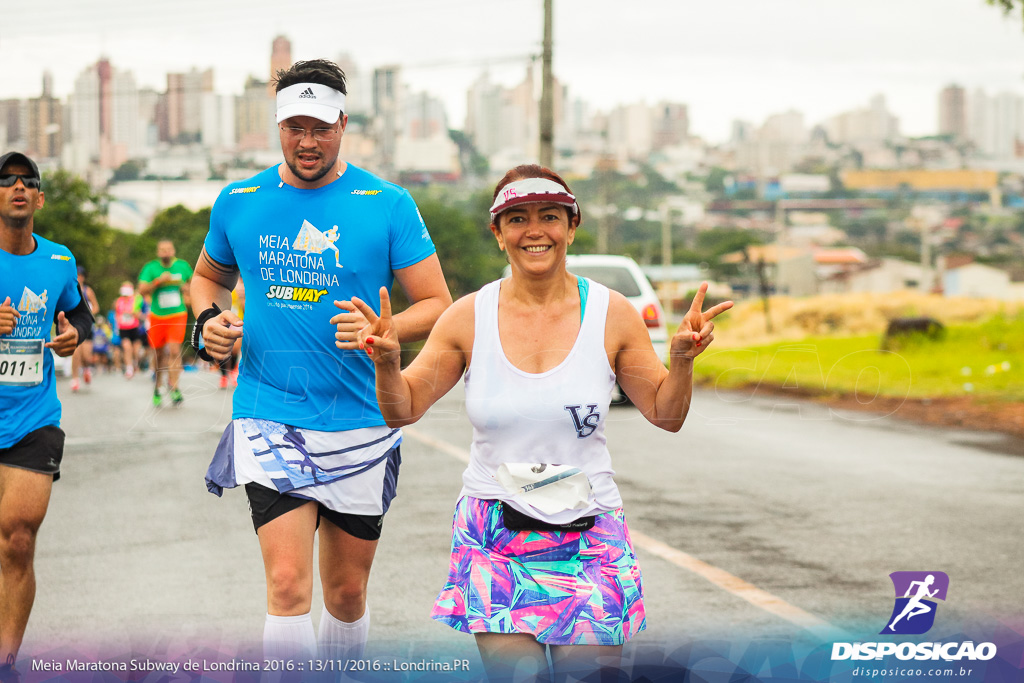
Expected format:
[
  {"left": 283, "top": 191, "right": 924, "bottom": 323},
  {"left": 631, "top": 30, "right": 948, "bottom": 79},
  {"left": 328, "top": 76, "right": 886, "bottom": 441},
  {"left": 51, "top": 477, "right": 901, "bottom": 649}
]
[
  {"left": 881, "top": 571, "right": 948, "bottom": 635},
  {"left": 831, "top": 571, "right": 997, "bottom": 663}
]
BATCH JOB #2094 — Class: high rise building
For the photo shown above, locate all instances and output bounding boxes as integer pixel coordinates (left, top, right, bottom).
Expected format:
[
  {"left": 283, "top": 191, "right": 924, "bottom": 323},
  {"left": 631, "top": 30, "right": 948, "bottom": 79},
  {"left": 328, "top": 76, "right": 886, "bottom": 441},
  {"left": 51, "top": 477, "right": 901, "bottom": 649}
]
[
  {"left": 236, "top": 76, "right": 274, "bottom": 151},
  {"left": 465, "top": 72, "right": 503, "bottom": 158},
  {"left": 0, "top": 99, "right": 26, "bottom": 151},
  {"left": 337, "top": 53, "right": 371, "bottom": 117},
  {"left": 373, "top": 65, "right": 403, "bottom": 173},
  {"left": 652, "top": 102, "right": 690, "bottom": 150},
  {"left": 269, "top": 35, "right": 292, "bottom": 96},
  {"left": 402, "top": 91, "right": 447, "bottom": 139},
  {"left": 464, "top": 64, "right": 579, "bottom": 169},
  {"left": 607, "top": 102, "right": 654, "bottom": 161},
  {"left": 25, "top": 72, "right": 63, "bottom": 161},
  {"left": 201, "top": 92, "right": 236, "bottom": 151},
  {"left": 824, "top": 94, "right": 899, "bottom": 147},
  {"left": 735, "top": 109, "right": 809, "bottom": 176},
  {"left": 66, "top": 58, "right": 142, "bottom": 170},
  {"left": 138, "top": 88, "right": 161, "bottom": 151},
  {"left": 109, "top": 69, "right": 141, "bottom": 164},
  {"left": 969, "top": 89, "right": 1024, "bottom": 160},
  {"left": 165, "top": 68, "right": 214, "bottom": 143},
  {"left": 938, "top": 84, "right": 967, "bottom": 141}
]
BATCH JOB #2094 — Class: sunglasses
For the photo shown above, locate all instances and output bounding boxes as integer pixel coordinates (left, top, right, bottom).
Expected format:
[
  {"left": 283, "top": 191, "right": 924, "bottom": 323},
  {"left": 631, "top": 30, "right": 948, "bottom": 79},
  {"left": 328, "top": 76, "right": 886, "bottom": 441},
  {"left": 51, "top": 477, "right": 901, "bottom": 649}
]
[{"left": 0, "top": 174, "right": 41, "bottom": 189}]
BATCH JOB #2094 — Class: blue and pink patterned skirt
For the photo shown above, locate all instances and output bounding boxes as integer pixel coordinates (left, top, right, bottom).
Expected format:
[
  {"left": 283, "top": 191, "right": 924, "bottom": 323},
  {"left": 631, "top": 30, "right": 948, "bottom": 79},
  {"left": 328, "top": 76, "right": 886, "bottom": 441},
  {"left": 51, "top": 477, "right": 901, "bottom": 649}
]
[{"left": 431, "top": 496, "right": 646, "bottom": 646}]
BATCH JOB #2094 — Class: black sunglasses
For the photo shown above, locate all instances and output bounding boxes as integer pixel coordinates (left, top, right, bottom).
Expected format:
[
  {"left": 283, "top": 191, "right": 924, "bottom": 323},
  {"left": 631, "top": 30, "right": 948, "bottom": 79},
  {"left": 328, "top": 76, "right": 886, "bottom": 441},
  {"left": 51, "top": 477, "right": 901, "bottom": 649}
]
[{"left": 0, "top": 174, "right": 41, "bottom": 189}]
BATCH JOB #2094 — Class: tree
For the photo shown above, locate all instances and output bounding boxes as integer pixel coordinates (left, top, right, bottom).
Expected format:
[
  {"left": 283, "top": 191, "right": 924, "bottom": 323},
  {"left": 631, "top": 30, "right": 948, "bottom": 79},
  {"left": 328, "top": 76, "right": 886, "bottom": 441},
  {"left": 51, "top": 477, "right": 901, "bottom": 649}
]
[
  {"left": 130, "top": 204, "right": 211, "bottom": 275},
  {"left": 448, "top": 129, "right": 489, "bottom": 178},
  {"left": 704, "top": 167, "right": 729, "bottom": 194},
  {"left": 411, "top": 191, "right": 507, "bottom": 299},
  {"left": 111, "top": 160, "right": 143, "bottom": 183},
  {"left": 32, "top": 170, "right": 130, "bottom": 308},
  {"left": 988, "top": 0, "right": 1023, "bottom": 18}
]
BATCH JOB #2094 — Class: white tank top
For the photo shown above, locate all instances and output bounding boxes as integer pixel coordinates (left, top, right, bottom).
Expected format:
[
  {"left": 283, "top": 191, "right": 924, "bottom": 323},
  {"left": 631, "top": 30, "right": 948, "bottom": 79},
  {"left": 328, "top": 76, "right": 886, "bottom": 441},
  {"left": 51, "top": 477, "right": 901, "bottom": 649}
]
[{"left": 460, "top": 277, "right": 623, "bottom": 524}]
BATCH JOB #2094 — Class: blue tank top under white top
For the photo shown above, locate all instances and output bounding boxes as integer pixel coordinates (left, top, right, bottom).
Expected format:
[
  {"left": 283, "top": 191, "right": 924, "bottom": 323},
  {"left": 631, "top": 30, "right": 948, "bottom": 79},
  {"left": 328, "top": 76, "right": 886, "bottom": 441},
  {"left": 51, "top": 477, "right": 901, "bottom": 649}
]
[{"left": 460, "top": 277, "right": 622, "bottom": 524}]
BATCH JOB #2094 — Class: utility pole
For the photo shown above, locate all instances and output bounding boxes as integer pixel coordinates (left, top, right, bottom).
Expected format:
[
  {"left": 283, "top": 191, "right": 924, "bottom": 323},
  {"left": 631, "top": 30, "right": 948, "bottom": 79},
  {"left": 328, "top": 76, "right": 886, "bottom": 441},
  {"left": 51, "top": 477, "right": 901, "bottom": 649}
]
[
  {"left": 597, "top": 157, "right": 612, "bottom": 252},
  {"left": 919, "top": 217, "right": 933, "bottom": 294},
  {"left": 539, "top": 0, "right": 554, "bottom": 168},
  {"left": 661, "top": 202, "right": 674, "bottom": 318}
]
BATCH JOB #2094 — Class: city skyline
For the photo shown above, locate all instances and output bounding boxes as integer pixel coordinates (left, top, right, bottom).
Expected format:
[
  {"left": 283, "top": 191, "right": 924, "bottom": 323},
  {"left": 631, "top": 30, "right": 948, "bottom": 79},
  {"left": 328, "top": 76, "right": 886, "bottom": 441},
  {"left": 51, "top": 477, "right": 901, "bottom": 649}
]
[{"left": 3, "top": 0, "right": 1024, "bottom": 143}]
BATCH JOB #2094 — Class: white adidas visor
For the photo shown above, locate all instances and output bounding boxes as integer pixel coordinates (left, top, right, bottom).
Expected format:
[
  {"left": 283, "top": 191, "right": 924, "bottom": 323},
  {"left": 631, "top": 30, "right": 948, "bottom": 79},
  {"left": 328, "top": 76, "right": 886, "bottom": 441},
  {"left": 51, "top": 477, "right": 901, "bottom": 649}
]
[
  {"left": 489, "top": 177, "right": 579, "bottom": 222},
  {"left": 276, "top": 82, "right": 346, "bottom": 124}
]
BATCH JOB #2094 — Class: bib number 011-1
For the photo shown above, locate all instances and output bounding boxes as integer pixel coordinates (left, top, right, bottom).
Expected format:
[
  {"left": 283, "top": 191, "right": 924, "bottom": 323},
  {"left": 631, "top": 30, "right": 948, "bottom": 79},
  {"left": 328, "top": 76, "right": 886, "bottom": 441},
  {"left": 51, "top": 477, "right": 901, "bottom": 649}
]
[{"left": 0, "top": 339, "right": 45, "bottom": 386}]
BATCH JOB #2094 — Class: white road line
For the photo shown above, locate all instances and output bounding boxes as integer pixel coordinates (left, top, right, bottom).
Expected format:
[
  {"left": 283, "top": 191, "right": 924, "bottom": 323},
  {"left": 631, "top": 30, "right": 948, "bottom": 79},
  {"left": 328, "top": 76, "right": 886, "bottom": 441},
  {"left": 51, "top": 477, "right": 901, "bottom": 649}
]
[
  {"left": 403, "top": 426, "right": 470, "bottom": 463},
  {"left": 627, "top": 529, "right": 840, "bottom": 640},
  {"left": 402, "top": 425, "right": 843, "bottom": 640}
]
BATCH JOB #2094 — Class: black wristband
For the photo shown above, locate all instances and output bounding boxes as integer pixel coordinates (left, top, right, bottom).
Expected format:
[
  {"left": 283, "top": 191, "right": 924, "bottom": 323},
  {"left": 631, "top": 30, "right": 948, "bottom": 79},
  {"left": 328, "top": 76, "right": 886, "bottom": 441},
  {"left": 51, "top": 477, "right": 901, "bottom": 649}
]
[
  {"left": 190, "top": 303, "right": 222, "bottom": 362},
  {"left": 64, "top": 292, "right": 94, "bottom": 348}
]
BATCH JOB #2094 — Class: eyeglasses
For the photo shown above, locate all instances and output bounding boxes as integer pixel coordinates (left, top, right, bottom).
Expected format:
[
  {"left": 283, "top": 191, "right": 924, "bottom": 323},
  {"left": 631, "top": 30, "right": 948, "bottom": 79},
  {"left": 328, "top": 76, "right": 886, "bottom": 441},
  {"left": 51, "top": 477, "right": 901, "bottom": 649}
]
[
  {"left": 279, "top": 125, "right": 340, "bottom": 142},
  {"left": 0, "top": 174, "right": 40, "bottom": 189}
]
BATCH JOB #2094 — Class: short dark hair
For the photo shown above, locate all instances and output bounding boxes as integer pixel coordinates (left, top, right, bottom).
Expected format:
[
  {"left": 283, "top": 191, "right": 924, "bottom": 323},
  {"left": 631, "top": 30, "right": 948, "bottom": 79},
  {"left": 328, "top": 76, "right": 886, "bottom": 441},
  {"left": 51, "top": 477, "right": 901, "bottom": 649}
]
[{"left": 273, "top": 59, "right": 347, "bottom": 95}]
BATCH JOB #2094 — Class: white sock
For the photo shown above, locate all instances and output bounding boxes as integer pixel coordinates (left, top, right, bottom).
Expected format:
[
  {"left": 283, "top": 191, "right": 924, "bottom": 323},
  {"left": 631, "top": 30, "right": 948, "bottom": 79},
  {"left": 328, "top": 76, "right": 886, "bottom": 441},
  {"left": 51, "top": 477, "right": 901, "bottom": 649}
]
[
  {"left": 263, "top": 612, "right": 317, "bottom": 662},
  {"left": 317, "top": 604, "right": 370, "bottom": 661}
]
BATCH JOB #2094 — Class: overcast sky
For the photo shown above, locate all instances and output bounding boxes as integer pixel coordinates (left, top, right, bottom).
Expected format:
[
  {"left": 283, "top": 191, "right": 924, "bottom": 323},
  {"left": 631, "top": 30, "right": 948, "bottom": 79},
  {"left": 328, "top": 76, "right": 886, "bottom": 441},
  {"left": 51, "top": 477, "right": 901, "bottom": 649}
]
[{"left": 3, "top": 0, "right": 1024, "bottom": 142}]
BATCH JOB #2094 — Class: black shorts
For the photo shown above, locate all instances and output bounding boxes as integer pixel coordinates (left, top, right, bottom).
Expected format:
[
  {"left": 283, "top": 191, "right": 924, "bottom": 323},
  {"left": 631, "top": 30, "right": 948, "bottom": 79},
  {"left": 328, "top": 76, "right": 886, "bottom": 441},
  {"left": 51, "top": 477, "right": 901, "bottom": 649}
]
[
  {"left": 244, "top": 483, "right": 385, "bottom": 541},
  {"left": 0, "top": 426, "right": 64, "bottom": 481},
  {"left": 119, "top": 327, "right": 144, "bottom": 343}
]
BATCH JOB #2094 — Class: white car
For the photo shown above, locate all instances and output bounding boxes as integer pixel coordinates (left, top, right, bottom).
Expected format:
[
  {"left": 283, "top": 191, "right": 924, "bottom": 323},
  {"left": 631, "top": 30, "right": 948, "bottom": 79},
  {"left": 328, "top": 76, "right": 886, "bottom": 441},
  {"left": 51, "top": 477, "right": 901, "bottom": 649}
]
[
  {"left": 564, "top": 254, "right": 669, "bottom": 363},
  {"left": 501, "top": 253, "right": 669, "bottom": 366}
]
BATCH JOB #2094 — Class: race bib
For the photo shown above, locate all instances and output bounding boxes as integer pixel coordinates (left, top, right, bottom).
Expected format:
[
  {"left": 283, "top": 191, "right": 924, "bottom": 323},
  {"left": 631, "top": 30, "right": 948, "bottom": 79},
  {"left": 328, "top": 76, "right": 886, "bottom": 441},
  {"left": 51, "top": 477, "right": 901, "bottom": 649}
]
[
  {"left": 0, "top": 339, "right": 45, "bottom": 386},
  {"left": 157, "top": 288, "right": 182, "bottom": 309},
  {"left": 495, "top": 463, "right": 593, "bottom": 515}
]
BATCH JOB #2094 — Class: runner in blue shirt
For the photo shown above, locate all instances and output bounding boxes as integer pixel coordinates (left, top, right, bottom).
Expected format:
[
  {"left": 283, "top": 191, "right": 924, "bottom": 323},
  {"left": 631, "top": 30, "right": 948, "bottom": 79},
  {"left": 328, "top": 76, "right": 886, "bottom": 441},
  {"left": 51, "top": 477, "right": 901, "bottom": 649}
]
[
  {"left": 190, "top": 60, "right": 451, "bottom": 665},
  {"left": 0, "top": 151, "right": 93, "bottom": 680}
]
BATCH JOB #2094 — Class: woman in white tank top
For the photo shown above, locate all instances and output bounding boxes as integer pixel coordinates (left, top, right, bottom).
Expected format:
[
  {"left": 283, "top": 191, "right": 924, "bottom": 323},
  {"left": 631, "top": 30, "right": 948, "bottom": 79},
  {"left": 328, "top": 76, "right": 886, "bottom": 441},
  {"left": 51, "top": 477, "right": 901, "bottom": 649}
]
[{"left": 348, "top": 165, "right": 733, "bottom": 681}]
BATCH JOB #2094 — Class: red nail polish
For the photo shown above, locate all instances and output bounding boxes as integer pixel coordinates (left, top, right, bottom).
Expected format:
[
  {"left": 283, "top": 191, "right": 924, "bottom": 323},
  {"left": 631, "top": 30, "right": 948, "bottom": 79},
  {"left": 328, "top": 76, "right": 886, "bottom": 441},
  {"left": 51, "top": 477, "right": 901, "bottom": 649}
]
[{"left": 366, "top": 337, "right": 374, "bottom": 345}]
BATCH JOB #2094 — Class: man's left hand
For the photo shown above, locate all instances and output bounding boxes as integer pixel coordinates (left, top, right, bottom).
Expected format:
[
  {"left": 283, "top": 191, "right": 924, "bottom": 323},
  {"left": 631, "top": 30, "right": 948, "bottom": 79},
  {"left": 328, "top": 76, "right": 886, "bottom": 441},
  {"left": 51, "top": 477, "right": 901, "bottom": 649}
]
[
  {"left": 45, "top": 311, "right": 80, "bottom": 357},
  {"left": 330, "top": 300, "right": 371, "bottom": 349}
]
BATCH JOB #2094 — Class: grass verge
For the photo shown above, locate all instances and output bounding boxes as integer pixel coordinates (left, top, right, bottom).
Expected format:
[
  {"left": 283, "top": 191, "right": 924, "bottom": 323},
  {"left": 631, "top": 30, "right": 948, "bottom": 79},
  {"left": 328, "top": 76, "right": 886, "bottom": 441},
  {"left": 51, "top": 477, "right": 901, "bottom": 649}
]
[{"left": 690, "top": 313, "right": 1024, "bottom": 402}]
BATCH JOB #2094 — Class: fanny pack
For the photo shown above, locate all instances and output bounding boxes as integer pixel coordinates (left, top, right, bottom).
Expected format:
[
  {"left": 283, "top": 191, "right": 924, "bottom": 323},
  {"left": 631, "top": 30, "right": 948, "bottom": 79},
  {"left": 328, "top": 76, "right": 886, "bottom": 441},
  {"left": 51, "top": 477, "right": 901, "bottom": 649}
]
[
  {"left": 495, "top": 463, "right": 596, "bottom": 532},
  {"left": 499, "top": 501, "right": 595, "bottom": 532}
]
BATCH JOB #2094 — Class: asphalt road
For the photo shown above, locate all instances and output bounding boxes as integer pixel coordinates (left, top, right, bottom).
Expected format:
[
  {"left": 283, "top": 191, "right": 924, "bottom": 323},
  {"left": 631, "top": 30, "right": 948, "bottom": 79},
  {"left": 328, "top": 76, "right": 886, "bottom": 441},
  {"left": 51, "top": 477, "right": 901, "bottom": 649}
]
[{"left": 19, "top": 366, "right": 1024, "bottom": 678}]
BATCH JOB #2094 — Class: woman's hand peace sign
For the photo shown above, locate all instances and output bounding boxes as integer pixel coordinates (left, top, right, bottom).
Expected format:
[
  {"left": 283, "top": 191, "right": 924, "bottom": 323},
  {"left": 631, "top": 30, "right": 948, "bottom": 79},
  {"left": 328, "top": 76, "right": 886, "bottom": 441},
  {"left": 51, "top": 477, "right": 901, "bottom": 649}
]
[
  {"left": 347, "top": 286, "right": 401, "bottom": 365},
  {"left": 669, "top": 281, "right": 733, "bottom": 360}
]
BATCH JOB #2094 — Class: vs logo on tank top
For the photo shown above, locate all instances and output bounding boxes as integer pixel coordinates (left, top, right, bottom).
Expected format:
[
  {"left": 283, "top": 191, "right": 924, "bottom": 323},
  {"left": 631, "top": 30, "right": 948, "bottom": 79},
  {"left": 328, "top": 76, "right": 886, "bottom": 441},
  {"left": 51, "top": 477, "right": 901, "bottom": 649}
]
[{"left": 565, "top": 404, "right": 600, "bottom": 438}]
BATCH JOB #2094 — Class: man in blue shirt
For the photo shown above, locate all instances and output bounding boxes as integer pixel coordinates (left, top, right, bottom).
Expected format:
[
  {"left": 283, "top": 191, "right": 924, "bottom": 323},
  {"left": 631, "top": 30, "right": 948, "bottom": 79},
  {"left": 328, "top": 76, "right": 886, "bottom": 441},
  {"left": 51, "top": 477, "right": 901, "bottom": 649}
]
[
  {"left": 0, "top": 151, "right": 92, "bottom": 680},
  {"left": 190, "top": 60, "right": 451, "bottom": 665}
]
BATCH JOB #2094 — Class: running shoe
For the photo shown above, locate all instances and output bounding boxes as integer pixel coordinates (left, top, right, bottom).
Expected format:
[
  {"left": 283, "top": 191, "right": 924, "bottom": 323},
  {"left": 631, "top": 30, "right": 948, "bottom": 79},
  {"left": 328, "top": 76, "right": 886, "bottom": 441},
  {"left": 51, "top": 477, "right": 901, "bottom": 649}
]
[
  {"left": 152, "top": 389, "right": 162, "bottom": 407},
  {"left": 125, "top": 364, "right": 135, "bottom": 379},
  {"left": 70, "top": 378, "right": 80, "bottom": 392},
  {"left": 219, "top": 374, "right": 228, "bottom": 389},
  {"left": 83, "top": 367, "right": 92, "bottom": 384},
  {"left": 170, "top": 388, "right": 183, "bottom": 406}
]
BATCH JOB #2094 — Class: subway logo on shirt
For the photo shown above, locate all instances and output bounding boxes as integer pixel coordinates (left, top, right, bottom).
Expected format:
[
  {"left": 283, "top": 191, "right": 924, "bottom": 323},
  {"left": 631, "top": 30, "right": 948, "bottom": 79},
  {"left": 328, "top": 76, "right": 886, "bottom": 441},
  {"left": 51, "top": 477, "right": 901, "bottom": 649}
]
[{"left": 265, "top": 285, "right": 329, "bottom": 303}]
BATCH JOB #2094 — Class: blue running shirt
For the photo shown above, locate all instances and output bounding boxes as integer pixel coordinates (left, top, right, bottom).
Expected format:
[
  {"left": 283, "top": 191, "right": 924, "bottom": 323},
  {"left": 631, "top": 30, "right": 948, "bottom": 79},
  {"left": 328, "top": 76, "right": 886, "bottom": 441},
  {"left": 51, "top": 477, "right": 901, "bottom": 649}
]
[
  {"left": 0, "top": 235, "right": 82, "bottom": 448},
  {"left": 204, "top": 164, "right": 436, "bottom": 431}
]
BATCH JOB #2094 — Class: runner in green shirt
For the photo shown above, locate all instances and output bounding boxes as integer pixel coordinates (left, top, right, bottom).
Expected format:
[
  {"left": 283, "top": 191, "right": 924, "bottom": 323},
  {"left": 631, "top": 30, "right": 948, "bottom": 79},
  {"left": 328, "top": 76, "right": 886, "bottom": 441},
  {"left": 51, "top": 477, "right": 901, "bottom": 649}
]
[{"left": 138, "top": 240, "right": 192, "bottom": 406}]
